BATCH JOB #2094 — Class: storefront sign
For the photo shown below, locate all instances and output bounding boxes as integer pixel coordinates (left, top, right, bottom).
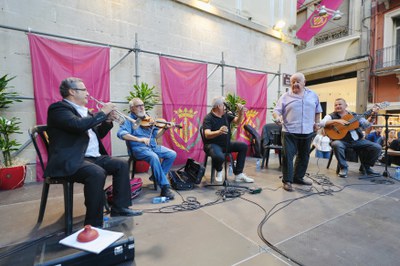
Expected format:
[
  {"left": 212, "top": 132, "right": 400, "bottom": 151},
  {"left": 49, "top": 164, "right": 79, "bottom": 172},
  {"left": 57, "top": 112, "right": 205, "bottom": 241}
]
[{"left": 283, "top": 73, "right": 291, "bottom": 86}]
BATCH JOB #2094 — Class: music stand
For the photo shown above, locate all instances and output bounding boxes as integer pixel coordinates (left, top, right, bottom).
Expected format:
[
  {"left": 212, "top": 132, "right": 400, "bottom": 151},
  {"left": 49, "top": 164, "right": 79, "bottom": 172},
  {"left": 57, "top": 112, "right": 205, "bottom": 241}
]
[{"left": 378, "top": 114, "right": 400, "bottom": 178}]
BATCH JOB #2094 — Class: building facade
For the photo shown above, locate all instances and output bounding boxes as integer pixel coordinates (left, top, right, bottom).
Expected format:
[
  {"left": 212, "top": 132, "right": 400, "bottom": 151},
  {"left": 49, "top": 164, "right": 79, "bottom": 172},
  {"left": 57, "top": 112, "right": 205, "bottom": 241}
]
[
  {"left": 371, "top": 0, "right": 400, "bottom": 127},
  {"left": 296, "top": 0, "right": 371, "bottom": 117}
]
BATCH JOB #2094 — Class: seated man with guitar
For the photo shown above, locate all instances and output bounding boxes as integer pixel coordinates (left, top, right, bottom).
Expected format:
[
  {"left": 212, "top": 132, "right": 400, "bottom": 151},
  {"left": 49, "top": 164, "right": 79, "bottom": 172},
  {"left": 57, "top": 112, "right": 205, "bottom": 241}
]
[{"left": 320, "top": 98, "right": 382, "bottom": 178}]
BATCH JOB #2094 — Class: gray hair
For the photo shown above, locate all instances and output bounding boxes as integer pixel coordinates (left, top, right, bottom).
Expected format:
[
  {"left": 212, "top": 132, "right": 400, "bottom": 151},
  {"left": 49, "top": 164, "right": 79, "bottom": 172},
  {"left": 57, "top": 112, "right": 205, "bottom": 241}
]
[
  {"left": 129, "top": 98, "right": 143, "bottom": 109},
  {"left": 59, "top": 77, "right": 82, "bottom": 98},
  {"left": 211, "top": 96, "right": 225, "bottom": 109},
  {"left": 290, "top": 72, "right": 305, "bottom": 83}
]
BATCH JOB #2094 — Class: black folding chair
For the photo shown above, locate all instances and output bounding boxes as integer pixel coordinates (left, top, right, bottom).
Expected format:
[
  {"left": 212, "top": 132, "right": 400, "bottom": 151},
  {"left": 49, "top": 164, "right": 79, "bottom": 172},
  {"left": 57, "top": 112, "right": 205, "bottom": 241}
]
[
  {"left": 261, "top": 123, "right": 283, "bottom": 168},
  {"left": 327, "top": 146, "right": 359, "bottom": 174},
  {"left": 29, "top": 125, "right": 74, "bottom": 235},
  {"left": 243, "top": 124, "right": 262, "bottom": 158}
]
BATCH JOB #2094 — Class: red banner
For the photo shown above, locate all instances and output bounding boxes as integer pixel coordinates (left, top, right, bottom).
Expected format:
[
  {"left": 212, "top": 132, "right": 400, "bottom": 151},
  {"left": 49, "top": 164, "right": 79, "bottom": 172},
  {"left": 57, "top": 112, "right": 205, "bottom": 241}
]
[
  {"left": 297, "top": 0, "right": 306, "bottom": 10},
  {"left": 159, "top": 57, "right": 207, "bottom": 165},
  {"left": 296, "top": 0, "right": 344, "bottom": 42},
  {"left": 28, "top": 34, "right": 110, "bottom": 181},
  {"left": 235, "top": 69, "right": 267, "bottom": 144}
]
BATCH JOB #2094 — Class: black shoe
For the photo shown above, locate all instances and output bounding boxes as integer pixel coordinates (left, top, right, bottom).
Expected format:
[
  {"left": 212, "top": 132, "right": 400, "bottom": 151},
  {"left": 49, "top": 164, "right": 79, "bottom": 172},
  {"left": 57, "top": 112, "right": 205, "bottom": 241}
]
[
  {"left": 359, "top": 165, "right": 364, "bottom": 174},
  {"left": 364, "top": 166, "right": 381, "bottom": 176},
  {"left": 161, "top": 187, "right": 175, "bottom": 200},
  {"left": 110, "top": 206, "right": 143, "bottom": 217},
  {"left": 149, "top": 175, "right": 154, "bottom": 182},
  {"left": 293, "top": 178, "right": 312, "bottom": 185},
  {"left": 338, "top": 167, "right": 348, "bottom": 178},
  {"left": 282, "top": 182, "right": 293, "bottom": 192}
]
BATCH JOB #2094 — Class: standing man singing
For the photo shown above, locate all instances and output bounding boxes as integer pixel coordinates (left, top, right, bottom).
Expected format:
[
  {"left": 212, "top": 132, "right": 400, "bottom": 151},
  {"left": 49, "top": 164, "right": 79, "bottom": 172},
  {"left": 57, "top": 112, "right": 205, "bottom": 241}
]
[
  {"left": 45, "top": 77, "right": 142, "bottom": 228},
  {"left": 273, "top": 73, "right": 322, "bottom": 192}
]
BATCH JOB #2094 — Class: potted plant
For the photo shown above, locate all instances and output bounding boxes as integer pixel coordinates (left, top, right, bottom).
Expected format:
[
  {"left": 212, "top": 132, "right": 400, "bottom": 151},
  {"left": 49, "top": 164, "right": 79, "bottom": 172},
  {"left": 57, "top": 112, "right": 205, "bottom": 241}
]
[
  {"left": 126, "top": 82, "right": 160, "bottom": 112},
  {"left": 225, "top": 92, "right": 246, "bottom": 139},
  {"left": 224, "top": 93, "right": 246, "bottom": 161},
  {"left": 125, "top": 82, "right": 160, "bottom": 173},
  {"left": 0, "top": 74, "right": 26, "bottom": 190}
]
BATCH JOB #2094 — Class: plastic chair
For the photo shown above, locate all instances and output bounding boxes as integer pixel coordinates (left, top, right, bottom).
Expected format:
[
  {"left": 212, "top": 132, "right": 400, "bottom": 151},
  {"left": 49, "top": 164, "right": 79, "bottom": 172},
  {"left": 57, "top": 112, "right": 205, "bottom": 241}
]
[
  {"left": 261, "top": 123, "right": 283, "bottom": 168},
  {"left": 29, "top": 125, "right": 74, "bottom": 235},
  {"left": 199, "top": 126, "right": 234, "bottom": 183},
  {"left": 125, "top": 141, "right": 157, "bottom": 190}
]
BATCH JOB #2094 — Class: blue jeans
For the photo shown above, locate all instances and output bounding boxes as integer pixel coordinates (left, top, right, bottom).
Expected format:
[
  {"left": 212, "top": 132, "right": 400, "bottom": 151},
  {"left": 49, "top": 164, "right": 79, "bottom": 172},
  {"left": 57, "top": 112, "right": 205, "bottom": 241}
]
[
  {"left": 331, "top": 139, "right": 381, "bottom": 169},
  {"left": 316, "top": 150, "right": 330, "bottom": 159},
  {"left": 130, "top": 145, "right": 177, "bottom": 187}
]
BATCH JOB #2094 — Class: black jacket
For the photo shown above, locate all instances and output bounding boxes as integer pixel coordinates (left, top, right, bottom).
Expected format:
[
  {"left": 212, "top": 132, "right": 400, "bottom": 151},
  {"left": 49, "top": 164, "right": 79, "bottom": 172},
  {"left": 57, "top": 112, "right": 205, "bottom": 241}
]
[{"left": 44, "top": 100, "right": 112, "bottom": 177}]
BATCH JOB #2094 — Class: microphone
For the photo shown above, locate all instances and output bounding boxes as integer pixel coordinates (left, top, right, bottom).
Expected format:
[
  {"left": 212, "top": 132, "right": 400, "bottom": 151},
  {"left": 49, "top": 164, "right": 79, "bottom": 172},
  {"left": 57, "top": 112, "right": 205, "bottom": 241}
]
[{"left": 223, "top": 102, "right": 236, "bottom": 116}]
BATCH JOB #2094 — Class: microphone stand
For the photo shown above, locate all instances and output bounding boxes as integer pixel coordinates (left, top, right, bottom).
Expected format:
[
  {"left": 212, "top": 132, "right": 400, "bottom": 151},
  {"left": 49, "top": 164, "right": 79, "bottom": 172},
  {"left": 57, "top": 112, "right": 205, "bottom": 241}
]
[
  {"left": 376, "top": 114, "right": 399, "bottom": 178},
  {"left": 206, "top": 104, "right": 255, "bottom": 195},
  {"left": 206, "top": 106, "right": 236, "bottom": 189},
  {"left": 219, "top": 105, "right": 251, "bottom": 194}
]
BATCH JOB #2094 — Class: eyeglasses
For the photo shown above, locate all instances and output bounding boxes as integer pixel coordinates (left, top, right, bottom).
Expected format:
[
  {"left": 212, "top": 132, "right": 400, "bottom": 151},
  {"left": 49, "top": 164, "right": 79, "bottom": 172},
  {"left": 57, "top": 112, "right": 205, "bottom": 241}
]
[
  {"left": 71, "top": 88, "right": 88, "bottom": 92},
  {"left": 134, "top": 104, "right": 144, "bottom": 108}
]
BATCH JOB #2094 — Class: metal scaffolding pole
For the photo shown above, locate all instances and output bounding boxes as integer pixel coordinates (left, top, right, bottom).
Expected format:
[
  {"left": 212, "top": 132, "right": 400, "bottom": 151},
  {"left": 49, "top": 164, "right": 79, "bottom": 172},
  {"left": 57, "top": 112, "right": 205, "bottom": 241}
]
[
  {"left": 221, "top": 52, "right": 225, "bottom": 95},
  {"left": 134, "top": 33, "right": 140, "bottom": 86}
]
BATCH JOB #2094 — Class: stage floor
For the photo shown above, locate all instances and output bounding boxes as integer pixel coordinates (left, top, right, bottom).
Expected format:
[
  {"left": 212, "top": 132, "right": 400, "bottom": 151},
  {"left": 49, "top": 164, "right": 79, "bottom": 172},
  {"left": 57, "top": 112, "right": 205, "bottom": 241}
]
[{"left": 1, "top": 154, "right": 400, "bottom": 266}]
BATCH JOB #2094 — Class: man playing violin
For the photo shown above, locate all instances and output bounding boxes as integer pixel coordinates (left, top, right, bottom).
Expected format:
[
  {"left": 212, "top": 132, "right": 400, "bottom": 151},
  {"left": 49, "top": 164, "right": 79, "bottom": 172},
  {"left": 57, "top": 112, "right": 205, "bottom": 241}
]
[
  {"left": 117, "top": 98, "right": 176, "bottom": 200},
  {"left": 45, "top": 77, "right": 142, "bottom": 228},
  {"left": 202, "top": 96, "right": 254, "bottom": 183},
  {"left": 320, "top": 98, "right": 382, "bottom": 178}
]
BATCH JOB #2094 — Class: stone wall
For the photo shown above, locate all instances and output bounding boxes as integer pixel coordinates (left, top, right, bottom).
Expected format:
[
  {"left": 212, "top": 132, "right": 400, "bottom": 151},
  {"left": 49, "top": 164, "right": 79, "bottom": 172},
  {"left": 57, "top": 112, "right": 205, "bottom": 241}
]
[{"left": 0, "top": 0, "right": 296, "bottom": 182}]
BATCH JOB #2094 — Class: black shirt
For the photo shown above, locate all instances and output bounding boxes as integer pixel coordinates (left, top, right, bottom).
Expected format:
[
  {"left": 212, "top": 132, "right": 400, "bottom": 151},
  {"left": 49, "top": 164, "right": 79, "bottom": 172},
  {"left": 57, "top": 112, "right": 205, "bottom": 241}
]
[
  {"left": 390, "top": 139, "right": 400, "bottom": 151},
  {"left": 202, "top": 111, "right": 235, "bottom": 147}
]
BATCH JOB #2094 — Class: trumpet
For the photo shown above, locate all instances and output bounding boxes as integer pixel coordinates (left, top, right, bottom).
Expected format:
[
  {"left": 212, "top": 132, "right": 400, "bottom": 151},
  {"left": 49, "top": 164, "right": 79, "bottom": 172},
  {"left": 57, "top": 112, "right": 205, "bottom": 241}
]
[{"left": 89, "top": 96, "right": 138, "bottom": 126}]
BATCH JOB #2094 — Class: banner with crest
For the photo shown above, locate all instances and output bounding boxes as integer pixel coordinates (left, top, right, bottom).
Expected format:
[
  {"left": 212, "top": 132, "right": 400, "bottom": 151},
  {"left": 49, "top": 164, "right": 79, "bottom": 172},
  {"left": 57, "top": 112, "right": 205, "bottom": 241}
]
[
  {"left": 235, "top": 69, "right": 267, "bottom": 145},
  {"left": 28, "top": 34, "right": 110, "bottom": 181},
  {"left": 159, "top": 57, "right": 207, "bottom": 165},
  {"left": 296, "top": 0, "right": 344, "bottom": 42}
]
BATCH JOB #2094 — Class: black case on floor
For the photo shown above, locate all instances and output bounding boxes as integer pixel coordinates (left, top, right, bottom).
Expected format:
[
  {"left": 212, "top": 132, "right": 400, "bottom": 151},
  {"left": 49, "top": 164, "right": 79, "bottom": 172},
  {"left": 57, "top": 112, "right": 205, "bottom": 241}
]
[
  {"left": 169, "top": 158, "right": 205, "bottom": 190},
  {"left": 34, "top": 223, "right": 135, "bottom": 266}
]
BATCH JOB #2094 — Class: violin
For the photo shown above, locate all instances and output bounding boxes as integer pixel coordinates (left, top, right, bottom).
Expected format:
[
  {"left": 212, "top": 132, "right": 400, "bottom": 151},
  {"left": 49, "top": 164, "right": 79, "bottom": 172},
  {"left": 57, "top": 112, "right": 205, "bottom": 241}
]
[{"left": 138, "top": 116, "right": 182, "bottom": 129}]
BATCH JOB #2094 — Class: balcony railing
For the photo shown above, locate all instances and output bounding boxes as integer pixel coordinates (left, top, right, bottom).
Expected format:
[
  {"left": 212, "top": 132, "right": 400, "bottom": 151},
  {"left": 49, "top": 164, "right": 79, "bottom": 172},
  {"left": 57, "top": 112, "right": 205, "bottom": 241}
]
[
  {"left": 314, "top": 26, "right": 349, "bottom": 45},
  {"left": 297, "top": 26, "right": 350, "bottom": 51},
  {"left": 375, "top": 44, "right": 400, "bottom": 71}
]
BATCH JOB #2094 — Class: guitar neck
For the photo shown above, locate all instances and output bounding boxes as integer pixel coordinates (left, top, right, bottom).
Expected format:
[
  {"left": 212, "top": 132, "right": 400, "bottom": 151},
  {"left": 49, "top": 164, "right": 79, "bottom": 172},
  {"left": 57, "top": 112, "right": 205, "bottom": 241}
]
[{"left": 351, "top": 109, "right": 373, "bottom": 123}]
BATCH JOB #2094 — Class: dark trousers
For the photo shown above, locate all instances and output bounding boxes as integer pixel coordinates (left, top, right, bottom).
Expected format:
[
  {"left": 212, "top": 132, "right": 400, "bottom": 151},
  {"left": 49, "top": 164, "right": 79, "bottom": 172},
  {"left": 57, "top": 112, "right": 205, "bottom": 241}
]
[
  {"left": 281, "top": 132, "right": 314, "bottom": 183},
  {"left": 72, "top": 155, "right": 131, "bottom": 227},
  {"left": 204, "top": 141, "right": 247, "bottom": 175}
]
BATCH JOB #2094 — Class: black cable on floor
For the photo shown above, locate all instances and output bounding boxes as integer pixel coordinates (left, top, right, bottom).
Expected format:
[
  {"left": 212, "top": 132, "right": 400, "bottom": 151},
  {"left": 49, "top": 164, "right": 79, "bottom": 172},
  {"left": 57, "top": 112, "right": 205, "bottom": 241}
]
[{"left": 239, "top": 163, "right": 397, "bottom": 266}]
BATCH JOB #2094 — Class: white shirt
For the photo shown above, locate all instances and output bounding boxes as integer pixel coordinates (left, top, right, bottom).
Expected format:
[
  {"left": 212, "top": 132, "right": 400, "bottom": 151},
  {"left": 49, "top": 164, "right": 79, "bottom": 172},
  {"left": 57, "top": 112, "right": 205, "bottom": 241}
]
[
  {"left": 312, "top": 134, "right": 331, "bottom": 152},
  {"left": 64, "top": 99, "right": 101, "bottom": 157}
]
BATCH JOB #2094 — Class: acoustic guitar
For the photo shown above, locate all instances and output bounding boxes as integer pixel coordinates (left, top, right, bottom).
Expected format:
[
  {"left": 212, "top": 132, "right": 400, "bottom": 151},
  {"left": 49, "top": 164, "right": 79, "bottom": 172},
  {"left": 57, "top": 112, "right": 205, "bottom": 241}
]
[{"left": 325, "top": 102, "right": 389, "bottom": 140}]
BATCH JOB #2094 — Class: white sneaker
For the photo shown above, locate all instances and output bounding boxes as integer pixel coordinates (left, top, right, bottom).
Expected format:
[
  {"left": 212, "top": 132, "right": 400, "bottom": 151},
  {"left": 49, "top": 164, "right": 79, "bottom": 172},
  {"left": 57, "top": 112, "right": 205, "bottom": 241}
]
[
  {"left": 215, "top": 171, "right": 223, "bottom": 183},
  {"left": 235, "top": 173, "right": 254, "bottom": 183}
]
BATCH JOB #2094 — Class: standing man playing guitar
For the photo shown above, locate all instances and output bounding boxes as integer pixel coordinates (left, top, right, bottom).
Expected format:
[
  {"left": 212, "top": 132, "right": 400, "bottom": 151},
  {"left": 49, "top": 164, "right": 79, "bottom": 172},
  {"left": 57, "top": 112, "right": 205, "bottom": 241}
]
[{"left": 320, "top": 98, "right": 382, "bottom": 178}]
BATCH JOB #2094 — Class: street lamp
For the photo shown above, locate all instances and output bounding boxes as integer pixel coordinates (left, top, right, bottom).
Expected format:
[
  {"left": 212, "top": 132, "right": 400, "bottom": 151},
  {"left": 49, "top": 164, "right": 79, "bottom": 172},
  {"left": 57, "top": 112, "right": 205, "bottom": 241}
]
[{"left": 318, "top": 5, "right": 343, "bottom": 20}]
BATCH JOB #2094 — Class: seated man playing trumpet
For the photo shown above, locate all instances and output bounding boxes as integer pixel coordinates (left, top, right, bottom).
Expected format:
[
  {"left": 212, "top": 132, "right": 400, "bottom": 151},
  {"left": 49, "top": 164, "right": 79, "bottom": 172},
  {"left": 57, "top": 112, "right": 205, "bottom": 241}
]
[
  {"left": 117, "top": 98, "right": 176, "bottom": 200},
  {"left": 45, "top": 77, "right": 142, "bottom": 228}
]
